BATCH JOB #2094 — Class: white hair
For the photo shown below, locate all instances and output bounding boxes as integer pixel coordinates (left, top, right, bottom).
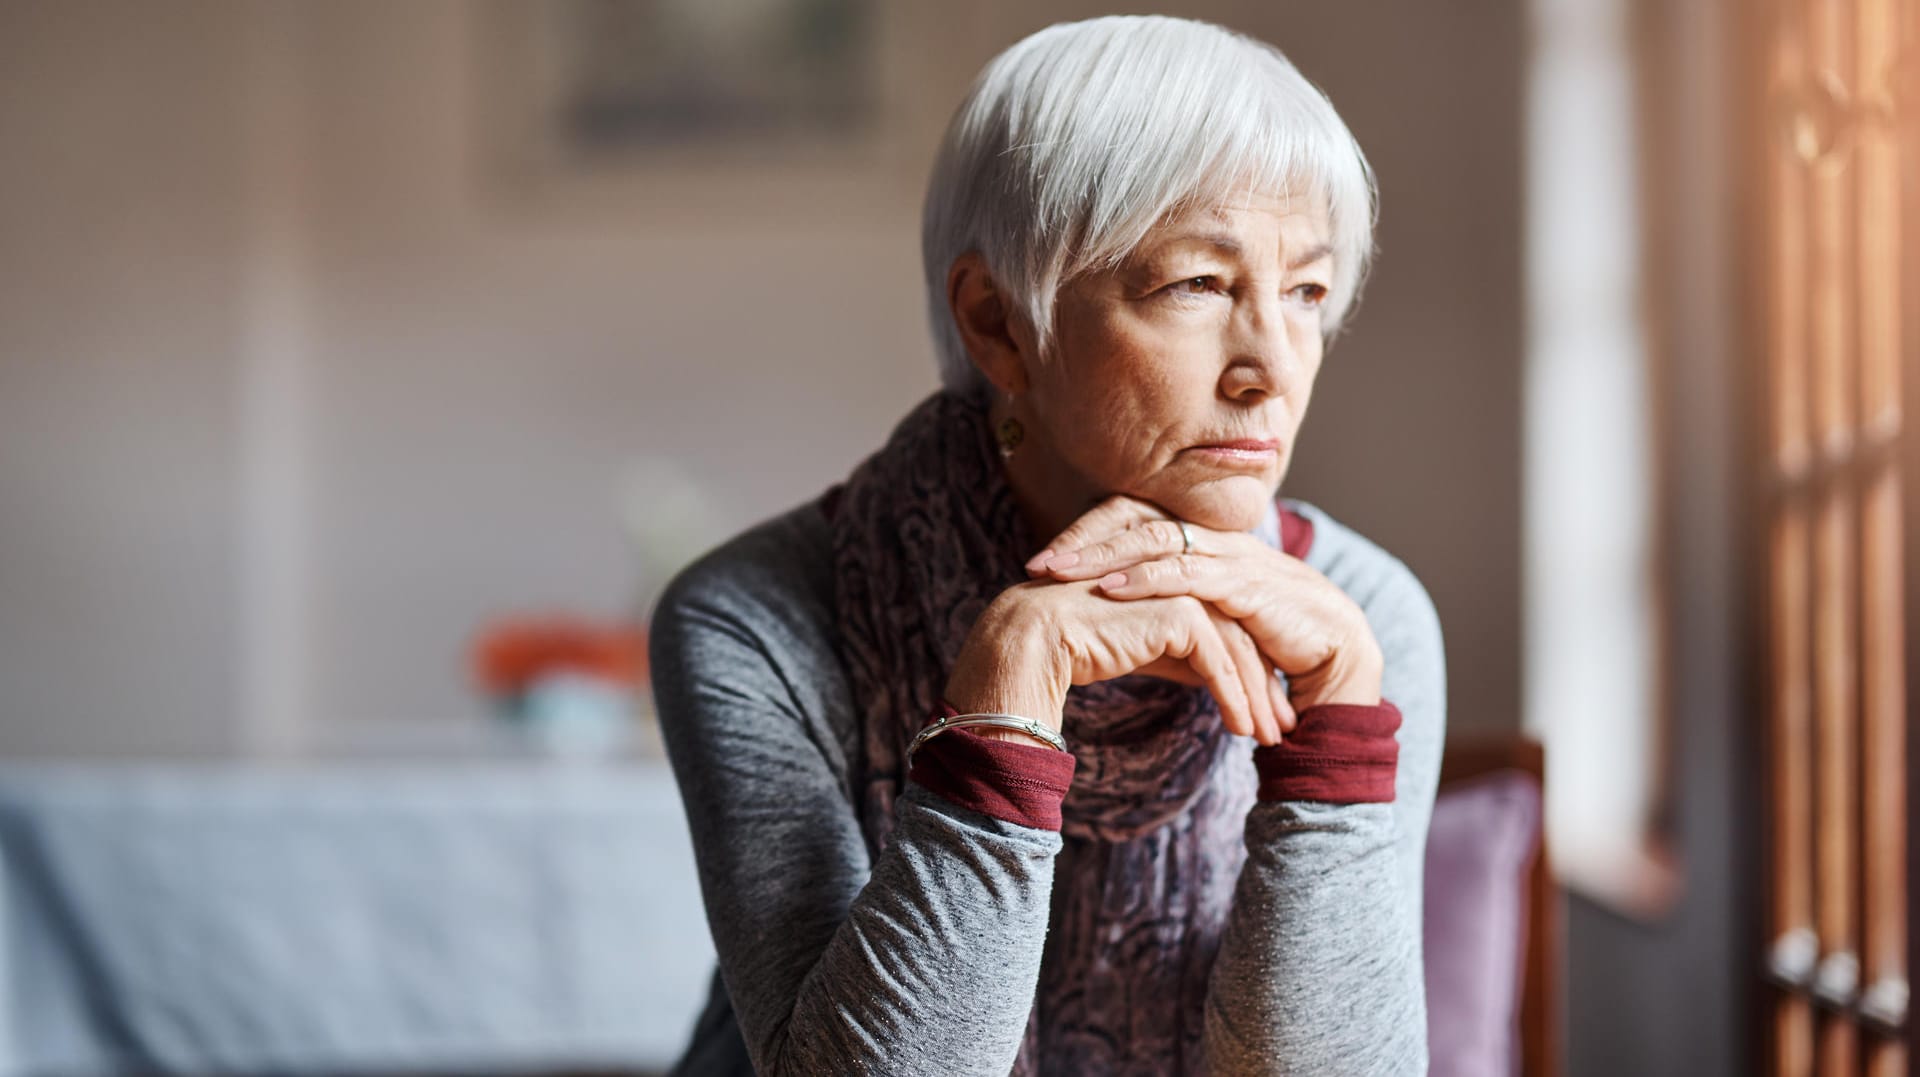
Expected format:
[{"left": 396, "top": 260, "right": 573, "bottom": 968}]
[{"left": 921, "top": 15, "right": 1379, "bottom": 393}]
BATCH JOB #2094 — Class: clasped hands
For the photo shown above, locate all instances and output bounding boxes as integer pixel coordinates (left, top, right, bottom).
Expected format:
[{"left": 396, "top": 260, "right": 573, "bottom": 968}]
[{"left": 945, "top": 495, "right": 1383, "bottom": 747}]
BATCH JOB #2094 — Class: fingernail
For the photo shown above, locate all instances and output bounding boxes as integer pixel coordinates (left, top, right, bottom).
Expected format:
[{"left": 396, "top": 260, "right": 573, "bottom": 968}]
[
  {"left": 1045, "top": 551, "right": 1081, "bottom": 571},
  {"left": 1025, "top": 548, "right": 1055, "bottom": 572},
  {"left": 1096, "top": 571, "right": 1127, "bottom": 590}
]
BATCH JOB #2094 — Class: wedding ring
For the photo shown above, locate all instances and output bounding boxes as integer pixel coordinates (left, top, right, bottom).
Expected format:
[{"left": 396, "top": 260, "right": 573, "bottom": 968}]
[{"left": 1179, "top": 520, "right": 1195, "bottom": 555}]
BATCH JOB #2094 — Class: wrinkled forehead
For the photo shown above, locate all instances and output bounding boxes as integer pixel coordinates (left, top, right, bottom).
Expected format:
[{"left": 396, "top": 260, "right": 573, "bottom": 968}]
[
  {"left": 1131, "top": 187, "right": 1335, "bottom": 255},
  {"left": 1178, "top": 183, "right": 1331, "bottom": 228}
]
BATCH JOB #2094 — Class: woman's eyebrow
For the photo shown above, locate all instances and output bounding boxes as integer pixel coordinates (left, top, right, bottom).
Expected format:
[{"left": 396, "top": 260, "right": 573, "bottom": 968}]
[
  {"left": 1158, "top": 231, "right": 1246, "bottom": 257},
  {"left": 1289, "top": 242, "right": 1334, "bottom": 270},
  {"left": 1156, "top": 233, "right": 1333, "bottom": 271}
]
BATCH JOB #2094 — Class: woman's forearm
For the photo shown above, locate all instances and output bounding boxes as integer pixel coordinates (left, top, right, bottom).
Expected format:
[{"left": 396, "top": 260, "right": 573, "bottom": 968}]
[
  {"left": 653, "top": 551, "right": 1073, "bottom": 1076},
  {"left": 668, "top": 713, "right": 1071, "bottom": 1077},
  {"left": 1202, "top": 558, "right": 1448, "bottom": 1077},
  {"left": 1204, "top": 797, "right": 1428, "bottom": 1076},
  {"left": 756, "top": 783, "right": 1062, "bottom": 1076}
]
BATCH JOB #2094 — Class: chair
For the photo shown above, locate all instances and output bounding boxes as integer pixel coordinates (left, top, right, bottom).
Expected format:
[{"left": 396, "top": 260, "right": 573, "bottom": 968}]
[{"left": 1427, "top": 734, "right": 1561, "bottom": 1076}]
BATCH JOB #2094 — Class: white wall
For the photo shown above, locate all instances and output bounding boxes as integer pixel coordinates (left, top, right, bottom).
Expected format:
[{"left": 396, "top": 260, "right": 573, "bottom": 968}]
[
  {"left": 0, "top": 2, "right": 248, "bottom": 756},
  {"left": 295, "top": 1, "right": 946, "bottom": 734},
  {"left": 0, "top": 0, "right": 1527, "bottom": 754}
]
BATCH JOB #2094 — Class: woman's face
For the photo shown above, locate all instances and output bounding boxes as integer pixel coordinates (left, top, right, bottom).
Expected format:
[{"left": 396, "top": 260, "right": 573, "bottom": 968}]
[{"left": 1012, "top": 190, "right": 1335, "bottom": 534}]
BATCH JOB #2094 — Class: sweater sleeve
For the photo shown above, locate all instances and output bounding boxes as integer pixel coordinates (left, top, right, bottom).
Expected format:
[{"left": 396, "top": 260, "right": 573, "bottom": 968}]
[
  {"left": 1203, "top": 558, "right": 1447, "bottom": 1076},
  {"left": 650, "top": 552, "right": 1068, "bottom": 1077}
]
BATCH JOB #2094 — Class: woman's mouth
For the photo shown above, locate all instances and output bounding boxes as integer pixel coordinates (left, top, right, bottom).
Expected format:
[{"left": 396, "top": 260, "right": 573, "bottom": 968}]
[{"left": 1187, "top": 438, "right": 1282, "bottom": 465}]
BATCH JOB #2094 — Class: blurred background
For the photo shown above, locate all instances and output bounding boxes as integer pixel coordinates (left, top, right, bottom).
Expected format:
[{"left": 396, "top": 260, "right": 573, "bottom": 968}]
[{"left": 0, "top": 1, "right": 1913, "bottom": 1075}]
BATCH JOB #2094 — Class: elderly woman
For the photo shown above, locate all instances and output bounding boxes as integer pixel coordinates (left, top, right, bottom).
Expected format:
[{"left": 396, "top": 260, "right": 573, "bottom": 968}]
[{"left": 652, "top": 15, "right": 1444, "bottom": 1076}]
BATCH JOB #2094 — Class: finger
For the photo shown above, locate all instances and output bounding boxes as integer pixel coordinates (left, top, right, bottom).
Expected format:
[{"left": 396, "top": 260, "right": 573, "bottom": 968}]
[
  {"left": 1048, "top": 520, "right": 1278, "bottom": 582},
  {"left": 1170, "top": 600, "right": 1259, "bottom": 741},
  {"left": 1135, "top": 655, "right": 1208, "bottom": 687},
  {"left": 1100, "top": 555, "right": 1338, "bottom": 693},
  {"left": 1025, "top": 494, "right": 1167, "bottom": 574},
  {"left": 1214, "top": 610, "right": 1280, "bottom": 745},
  {"left": 1096, "top": 553, "right": 1303, "bottom": 621},
  {"left": 1213, "top": 610, "right": 1276, "bottom": 744},
  {"left": 1040, "top": 518, "right": 1189, "bottom": 580},
  {"left": 1269, "top": 670, "right": 1299, "bottom": 733}
]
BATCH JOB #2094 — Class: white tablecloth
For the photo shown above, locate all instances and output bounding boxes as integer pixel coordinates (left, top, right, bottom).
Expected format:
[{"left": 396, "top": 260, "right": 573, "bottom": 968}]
[{"left": 0, "top": 760, "right": 714, "bottom": 1076}]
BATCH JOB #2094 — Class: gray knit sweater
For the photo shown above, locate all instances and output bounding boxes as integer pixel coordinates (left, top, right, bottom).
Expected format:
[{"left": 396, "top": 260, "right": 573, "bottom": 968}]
[{"left": 650, "top": 495, "right": 1446, "bottom": 1076}]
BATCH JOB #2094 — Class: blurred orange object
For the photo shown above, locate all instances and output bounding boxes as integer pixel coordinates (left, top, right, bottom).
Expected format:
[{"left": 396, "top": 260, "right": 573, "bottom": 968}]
[{"left": 470, "top": 615, "right": 649, "bottom": 703}]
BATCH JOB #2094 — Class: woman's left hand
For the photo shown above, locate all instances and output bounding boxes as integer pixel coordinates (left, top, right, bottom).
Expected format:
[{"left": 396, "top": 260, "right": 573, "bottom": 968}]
[{"left": 1025, "top": 495, "right": 1385, "bottom": 728}]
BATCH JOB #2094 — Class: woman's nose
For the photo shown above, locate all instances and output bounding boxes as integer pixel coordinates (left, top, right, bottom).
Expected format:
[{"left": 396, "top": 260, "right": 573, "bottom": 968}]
[{"left": 1220, "top": 297, "right": 1304, "bottom": 401}]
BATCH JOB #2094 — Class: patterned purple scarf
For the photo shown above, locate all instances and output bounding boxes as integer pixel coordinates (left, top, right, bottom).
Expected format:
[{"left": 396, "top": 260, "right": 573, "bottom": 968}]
[{"left": 830, "top": 389, "right": 1289, "bottom": 1075}]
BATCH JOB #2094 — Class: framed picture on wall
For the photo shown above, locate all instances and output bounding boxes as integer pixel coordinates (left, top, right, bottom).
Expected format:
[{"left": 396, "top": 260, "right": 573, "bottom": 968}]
[{"left": 472, "top": 0, "right": 947, "bottom": 217}]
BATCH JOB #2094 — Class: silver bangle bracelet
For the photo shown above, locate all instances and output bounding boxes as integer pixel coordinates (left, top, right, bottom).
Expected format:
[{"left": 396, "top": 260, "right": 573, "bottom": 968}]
[{"left": 907, "top": 712, "right": 1068, "bottom": 761}]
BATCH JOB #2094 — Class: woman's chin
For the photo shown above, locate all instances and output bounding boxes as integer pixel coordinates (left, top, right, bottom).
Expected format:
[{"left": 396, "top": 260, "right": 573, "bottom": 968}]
[{"left": 1162, "top": 477, "right": 1278, "bottom": 533}]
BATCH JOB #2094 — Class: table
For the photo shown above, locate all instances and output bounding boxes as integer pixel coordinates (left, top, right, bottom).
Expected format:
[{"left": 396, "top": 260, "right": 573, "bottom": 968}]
[{"left": 0, "top": 759, "right": 713, "bottom": 1076}]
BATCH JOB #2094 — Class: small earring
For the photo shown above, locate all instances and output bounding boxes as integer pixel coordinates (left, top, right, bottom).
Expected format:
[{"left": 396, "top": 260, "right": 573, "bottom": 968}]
[{"left": 996, "top": 416, "right": 1025, "bottom": 460}]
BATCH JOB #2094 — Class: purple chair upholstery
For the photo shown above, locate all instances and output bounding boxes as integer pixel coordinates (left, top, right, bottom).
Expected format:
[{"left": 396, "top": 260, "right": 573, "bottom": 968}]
[{"left": 1423, "top": 769, "right": 1544, "bottom": 1077}]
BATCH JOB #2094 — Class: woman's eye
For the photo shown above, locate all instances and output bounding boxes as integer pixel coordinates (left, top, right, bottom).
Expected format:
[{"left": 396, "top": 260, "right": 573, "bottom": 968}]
[
  {"left": 1168, "top": 276, "right": 1219, "bottom": 296},
  {"left": 1291, "top": 283, "right": 1330, "bottom": 307}
]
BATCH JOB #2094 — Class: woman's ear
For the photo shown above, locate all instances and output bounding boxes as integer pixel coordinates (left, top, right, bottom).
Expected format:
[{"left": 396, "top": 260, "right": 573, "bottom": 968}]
[{"left": 947, "top": 252, "right": 1032, "bottom": 395}]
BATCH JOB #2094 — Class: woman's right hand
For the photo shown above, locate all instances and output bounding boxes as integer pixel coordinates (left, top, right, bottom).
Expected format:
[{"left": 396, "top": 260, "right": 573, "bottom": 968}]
[{"left": 943, "top": 577, "right": 1287, "bottom": 747}]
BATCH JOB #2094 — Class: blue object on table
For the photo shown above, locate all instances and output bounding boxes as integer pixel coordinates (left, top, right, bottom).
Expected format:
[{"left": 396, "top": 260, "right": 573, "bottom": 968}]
[{"left": 515, "top": 671, "right": 635, "bottom": 759}]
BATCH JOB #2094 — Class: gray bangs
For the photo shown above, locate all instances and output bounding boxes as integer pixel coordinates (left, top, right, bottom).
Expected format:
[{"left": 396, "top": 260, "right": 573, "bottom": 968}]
[{"left": 922, "top": 16, "right": 1378, "bottom": 392}]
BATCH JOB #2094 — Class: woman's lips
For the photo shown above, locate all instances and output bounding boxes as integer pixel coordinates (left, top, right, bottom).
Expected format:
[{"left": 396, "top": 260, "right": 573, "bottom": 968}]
[{"left": 1187, "top": 438, "right": 1282, "bottom": 465}]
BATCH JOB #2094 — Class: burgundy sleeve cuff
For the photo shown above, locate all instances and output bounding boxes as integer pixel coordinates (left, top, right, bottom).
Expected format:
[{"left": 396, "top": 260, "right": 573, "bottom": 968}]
[
  {"left": 907, "top": 701, "right": 1076, "bottom": 831},
  {"left": 1252, "top": 699, "right": 1402, "bottom": 804}
]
